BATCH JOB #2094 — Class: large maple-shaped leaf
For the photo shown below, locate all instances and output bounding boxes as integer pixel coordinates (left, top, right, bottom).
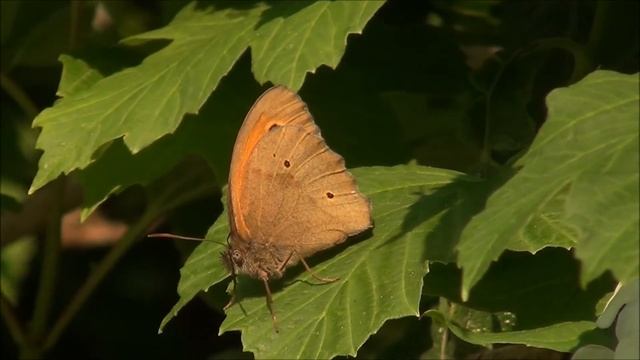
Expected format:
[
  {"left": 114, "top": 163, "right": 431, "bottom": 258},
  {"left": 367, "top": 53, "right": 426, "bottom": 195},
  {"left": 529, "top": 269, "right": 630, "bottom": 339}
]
[
  {"left": 29, "top": 1, "right": 384, "bottom": 194},
  {"left": 161, "top": 165, "right": 479, "bottom": 358},
  {"left": 457, "top": 70, "right": 639, "bottom": 299},
  {"left": 59, "top": 52, "right": 263, "bottom": 219}
]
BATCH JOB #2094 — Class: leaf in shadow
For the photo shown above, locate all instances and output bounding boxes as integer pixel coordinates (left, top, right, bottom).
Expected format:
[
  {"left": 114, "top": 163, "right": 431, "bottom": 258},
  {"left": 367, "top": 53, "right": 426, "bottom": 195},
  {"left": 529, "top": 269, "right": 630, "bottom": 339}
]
[{"left": 163, "top": 165, "right": 469, "bottom": 358}]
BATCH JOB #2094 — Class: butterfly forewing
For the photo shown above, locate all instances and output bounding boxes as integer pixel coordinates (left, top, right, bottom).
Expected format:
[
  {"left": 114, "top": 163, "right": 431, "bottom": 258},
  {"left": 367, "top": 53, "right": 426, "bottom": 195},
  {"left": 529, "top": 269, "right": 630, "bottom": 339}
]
[
  {"left": 239, "top": 125, "right": 372, "bottom": 260},
  {"left": 228, "top": 87, "right": 318, "bottom": 241}
]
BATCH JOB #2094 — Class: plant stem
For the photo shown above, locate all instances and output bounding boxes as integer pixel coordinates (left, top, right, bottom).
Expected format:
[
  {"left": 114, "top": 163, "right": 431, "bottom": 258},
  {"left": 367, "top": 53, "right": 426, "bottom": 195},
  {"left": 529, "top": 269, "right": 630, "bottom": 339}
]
[
  {"left": 69, "top": 0, "right": 82, "bottom": 50},
  {"left": 0, "top": 73, "right": 39, "bottom": 119},
  {"left": 531, "top": 37, "right": 592, "bottom": 84},
  {"left": 439, "top": 301, "right": 454, "bottom": 360},
  {"left": 1, "top": 294, "right": 28, "bottom": 349},
  {"left": 439, "top": 324, "right": 449, "bottom": 360},
  {"left": 586, "top": 1, "right": 609, "bottom": 61},
  {"left": 42, "top": 208, "right": 156, "bottom": 351},
  {"left": 480, "top": 56, "right": 508, "bottom": 174},
  {"left": 42, "top": 165, "right": 215, "bottom": 352},
  {"left": 21, "top": 179, "right": 65, "bottom": 359}
]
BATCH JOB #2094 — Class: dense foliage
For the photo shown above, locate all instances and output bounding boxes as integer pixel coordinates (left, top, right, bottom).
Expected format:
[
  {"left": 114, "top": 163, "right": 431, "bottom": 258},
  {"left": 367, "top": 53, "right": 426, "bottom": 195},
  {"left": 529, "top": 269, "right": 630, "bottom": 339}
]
[{"left": 1, "top": 1, "right": 638, "bottom": 359}]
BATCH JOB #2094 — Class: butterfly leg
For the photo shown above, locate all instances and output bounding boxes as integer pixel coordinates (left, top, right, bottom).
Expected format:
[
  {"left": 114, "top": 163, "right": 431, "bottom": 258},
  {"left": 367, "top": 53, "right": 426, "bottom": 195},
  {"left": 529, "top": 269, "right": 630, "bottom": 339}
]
[
  {"left": 296, "top": 251, "right": 339, "bottom": 284},
  {"left": 261, "top": 276, "right": 279, "bottom": 332},
  {"left": 277, "top": 251, "right": 295, "bottom": 273}
]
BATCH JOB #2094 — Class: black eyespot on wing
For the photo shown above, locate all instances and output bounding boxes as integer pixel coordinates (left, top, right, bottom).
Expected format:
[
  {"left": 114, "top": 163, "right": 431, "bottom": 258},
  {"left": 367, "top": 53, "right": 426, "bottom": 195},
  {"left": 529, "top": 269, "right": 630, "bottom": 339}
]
[
  {"left": 284, "top": 160, "right": 291, "bottom": 168},
  {"left": 326, "top": 192, "right": 334, "bottom": 199}
]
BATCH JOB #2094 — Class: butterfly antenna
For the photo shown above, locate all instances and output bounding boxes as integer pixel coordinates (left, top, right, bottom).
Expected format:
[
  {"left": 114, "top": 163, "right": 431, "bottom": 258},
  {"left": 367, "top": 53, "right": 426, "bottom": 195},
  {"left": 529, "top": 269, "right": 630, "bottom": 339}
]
[{"left": 147, "top": 233, "right": 225, "bottom": 246}]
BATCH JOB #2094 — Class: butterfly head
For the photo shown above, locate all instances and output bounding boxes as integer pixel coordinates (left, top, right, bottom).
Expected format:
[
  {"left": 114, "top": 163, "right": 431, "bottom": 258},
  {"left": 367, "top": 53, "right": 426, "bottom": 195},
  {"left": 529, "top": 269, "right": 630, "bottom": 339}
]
[
  {"left": 221, "top": 231, "right": 244, "bottom": 276},
  {"left": 221, "top": 247, "right": 242, "bottom": 269},
  {"left": 220, "top": 233, "right": 285, "bottom": 280}
]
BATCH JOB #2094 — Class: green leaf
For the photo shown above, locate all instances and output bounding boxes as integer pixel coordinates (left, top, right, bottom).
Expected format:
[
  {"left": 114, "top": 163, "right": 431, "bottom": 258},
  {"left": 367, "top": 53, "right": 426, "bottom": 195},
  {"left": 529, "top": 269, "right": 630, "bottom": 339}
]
[
  {"left": 1, "top": 237, "right": 37, "bottom": 304},
  {"left": 29, "top": 1, "right": 383, "bottom": 194},
  {"left": 457, "top": 70, "right": 639, "bottom": 299},
  {"left": 251, "top": 1, "right": 384, "bottom": 90},
  {"left": 57, "top": 55, "right": 104, "bottom": 98},
  {"left": 71, "top": 53, "right": 261, "bottom": 219},
  {"left": 161, "top": 165, "right": 477, "bottom": 358},
  {"left": 597, "top": 279, "right": 639, "bottom": 328},
  {"left": 511, "top": 184, "right": 578, "bottom": 251},
  {"left": 423, "top": 301, "right": 516, "bottom": 359},
  {"left": 572, "top": 344, "right": 614, "bottom": 360},
  {"left": 425, "top": 309, "right": 596, "bottom": 352},
  {"left": 0, "top": 178, "right": 27, "bottom": 212}
]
